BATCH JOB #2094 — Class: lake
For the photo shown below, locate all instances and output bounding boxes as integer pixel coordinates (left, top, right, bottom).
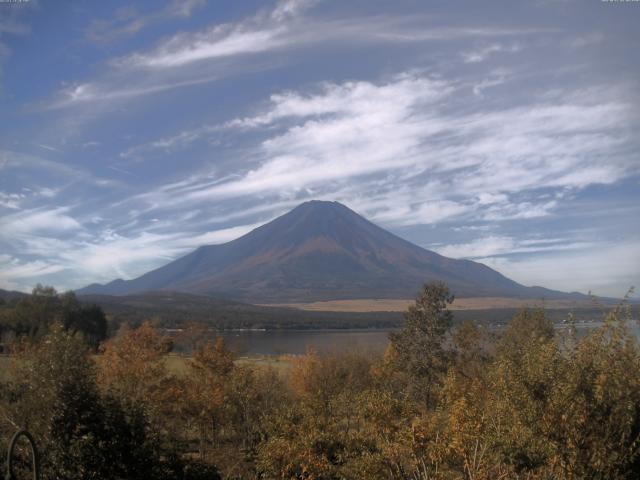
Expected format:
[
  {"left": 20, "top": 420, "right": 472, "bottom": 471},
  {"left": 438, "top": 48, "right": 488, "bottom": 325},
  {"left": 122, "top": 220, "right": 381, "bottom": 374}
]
[
  {"left": 172, "top": 320, "right": 640, "bottom": 356},
  {"left": 215, "top": 328, "right": 395, "bottom": 356}
]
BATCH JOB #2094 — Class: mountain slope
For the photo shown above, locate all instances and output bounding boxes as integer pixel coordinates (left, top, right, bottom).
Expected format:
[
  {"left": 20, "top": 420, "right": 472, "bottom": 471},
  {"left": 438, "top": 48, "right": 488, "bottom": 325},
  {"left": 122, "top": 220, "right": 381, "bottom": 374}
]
[
  {"left": 77, "top": 201, "right": 578, "bottom": 302},
  {"left": 0, "top": 288, "right": 29, "bottom": 302}
]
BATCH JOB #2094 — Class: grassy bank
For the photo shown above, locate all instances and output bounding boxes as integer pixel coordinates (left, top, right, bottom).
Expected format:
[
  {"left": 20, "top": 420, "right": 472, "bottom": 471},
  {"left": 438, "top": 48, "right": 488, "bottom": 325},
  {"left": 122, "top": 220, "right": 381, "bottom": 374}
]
[{"left": 0, "top": 353, "right": 294, "bottom": 383}]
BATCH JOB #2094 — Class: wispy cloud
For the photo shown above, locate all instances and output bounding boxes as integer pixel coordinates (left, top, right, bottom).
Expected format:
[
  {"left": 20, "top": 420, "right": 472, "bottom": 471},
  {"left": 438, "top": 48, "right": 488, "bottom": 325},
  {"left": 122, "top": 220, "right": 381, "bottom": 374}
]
[
  {"left": 37, "top": 143, "right": 63, "bottom": 153},
  {"left": 472, "top": 70, "right": 508, "bottom": 96},
  {"left": 477, "top": 241, "right": 640, "bottom": 297},
  {"left": 52, "top": 1, "right": 549, "bottom": 109},
  {"left": 0, "top": 4, "right": 33, "bottom": 91},
  {"left": 0, "top": 149, "right": 119, "bottom": 188},
  {"left": 270, "top": 0, "right": 317, "bottom": 20},
  {"left": 1, "top": 219, "right": 263, "bottom": 290},
  {"left": 431, "top": 235, "right": 596, "bottom": 259},
  {"left": 113, "top": 0, "right": 320, "bottom": 68},
  {"left": 0, "top": 207, "right": 82, "bottom": 235},
  {"left": 86, "top": 0, "right": 208, "bottom": 43},
  {"left": 0, "top": 255, "right": 65, "bottom": 290},
  {"left": 462, "top": 42, "right": 521, "bottom": 63},
  {"left": 0, "top": 191, "right": 24, "bottom": 210},
  {"left": 55, "top": 0, "right": 314, "bottom": 107},
  {"left": 166, "top": 0, "right": 208, "bottom": 18},
  {"left": 115, "top": 25, "right": 287, "bottom": 69},
  {"left": 125, "top": 72, "right": 638, "bottom": 229}
]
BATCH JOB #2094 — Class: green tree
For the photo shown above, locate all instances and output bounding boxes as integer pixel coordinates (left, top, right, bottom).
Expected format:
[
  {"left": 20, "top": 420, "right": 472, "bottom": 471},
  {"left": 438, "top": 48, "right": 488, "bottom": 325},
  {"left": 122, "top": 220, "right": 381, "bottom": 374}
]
[
  {"left": 389, "top": 281, "right": 454, "bottom": 406},
  {"left": 0, "top": 286, "right": 107, "bottom": 347}
]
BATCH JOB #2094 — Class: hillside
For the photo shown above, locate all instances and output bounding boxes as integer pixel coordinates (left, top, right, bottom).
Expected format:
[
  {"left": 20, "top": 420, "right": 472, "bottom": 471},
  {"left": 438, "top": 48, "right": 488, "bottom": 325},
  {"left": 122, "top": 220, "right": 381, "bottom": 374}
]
[
  {"left": 78, "top": 291, "right": 401, "bottom": 330},
  {"left": 0, "top": 288, "right": 28, "bottom": 302},
  {"left": 78, "top": 290, "right": 617, "bottom": 332}
]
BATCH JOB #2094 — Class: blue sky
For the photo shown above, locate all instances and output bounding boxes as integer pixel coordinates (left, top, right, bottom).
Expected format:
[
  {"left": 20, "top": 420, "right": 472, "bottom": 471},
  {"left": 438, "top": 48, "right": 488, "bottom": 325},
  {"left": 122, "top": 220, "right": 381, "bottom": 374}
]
[{"left": 0, "top": 0, "right": 639, "bottom": 297}]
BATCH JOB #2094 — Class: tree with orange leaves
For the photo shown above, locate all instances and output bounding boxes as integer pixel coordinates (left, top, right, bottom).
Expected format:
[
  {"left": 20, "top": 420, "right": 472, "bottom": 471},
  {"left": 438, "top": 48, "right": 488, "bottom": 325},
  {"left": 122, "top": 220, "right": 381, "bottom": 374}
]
[
  {"left": 97, "top": 321, "right": 172, "bottom": 405},
  {"left": 183, "top": 337, "right": 235, "bottom": 459}
]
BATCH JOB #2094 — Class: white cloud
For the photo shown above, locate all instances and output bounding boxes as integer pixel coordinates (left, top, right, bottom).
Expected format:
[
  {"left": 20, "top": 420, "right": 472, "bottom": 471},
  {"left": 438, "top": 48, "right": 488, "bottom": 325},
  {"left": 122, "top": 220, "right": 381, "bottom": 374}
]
[
  {"left": 183, "top": 222, "right": 262, "bottom": 246},
  {"left": 0, "top": 149, "right": 119, "bottom": 188},
  {"left": 462, "top": 42, "right": 521, "bottom": 63},
  {"left": 36, "top": 143, "right": 63, "bottom": 153},
  {"left": 434, "top": 236, "right": 518, "bottom": 258},
  {"left": 0, "top": 188, "right": 59, "bottom": 210},
  {"left": 1, "top": 217, "right": 263, "bottom": 289},
  {"left": 64, "top": 221, "right": 261, "bottom": 282},
  {"left": 271, "top": 0, "right": 318, "bottom": 21},
  {"left": 113, "top": 14, "right": 537, "bottom": 72},
  {"left": 126, "top": 73, "right": 637, "bottom": 231},
  {"left": 369, "top": 200, "right": 470, "bottom": 226},
  {"left": 52, "top": 2, "right": 551, "bottom": 109},
  {"left": 0, "top": 208, "right": 82, "bottom": 235},
  {"left": 0, "top": 192, "right": 24, "bottom": 210},
  {"left": 86, "top": 0, "right": 208, "bottom": 43},
  {"left": 181, "top": 75, "right": 452, "bottom": 199},
  {"left": 476, "top": 241, "right": 640, "bottom": 297},
  {"left": 54, "top": 73, "right": 222, "bottom": 105},
  {"left": 472, "top": 73, "right": 507, "bottom": 96},
  {"left": 118, "top": 26, "right": 286, "bottom": 69},
  {"left": 167, "top": 0, "right": 208, "bottom": 18},
  {"left": 56, "top": 0, "right": 311, "bottom": 107},
  {"left": 566, "top": 32, "right": 604, "bottom": 49},
  {"left": 0, "top": 256, "right": 65, "bottom": 291},
  {"left": 482, "top": 200, "right": 558, "bottom": 221},
  {"left": 432, "top": 235, "right": 596, "bottom": 259}
]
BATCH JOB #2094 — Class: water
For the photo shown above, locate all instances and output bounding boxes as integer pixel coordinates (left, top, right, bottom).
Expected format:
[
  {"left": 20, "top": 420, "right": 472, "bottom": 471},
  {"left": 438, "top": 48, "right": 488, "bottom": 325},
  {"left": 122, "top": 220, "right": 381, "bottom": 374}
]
[
  {"left": 169, "top": 320, "right": 640, "bottom": 357},
  {"left": 215, "top": 328, "right": 395, "bottom": 356}
]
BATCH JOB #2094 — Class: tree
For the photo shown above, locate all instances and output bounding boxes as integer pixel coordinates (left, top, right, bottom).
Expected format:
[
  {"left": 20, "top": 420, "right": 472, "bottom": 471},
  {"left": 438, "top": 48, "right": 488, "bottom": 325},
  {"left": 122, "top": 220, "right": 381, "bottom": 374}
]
[
  {"left": 97, "top": 321, "right": 171, "bottom": 405},
  {"left": 55, "top": 290, "right": 108, "bottom": 348},
  {"left": 389, "top": 281, "right": 454, "bottom": 406},
  {"left": 4, "top": 324, "right": 159, "bottom": 479},
  {"left": 0, "top": 286, "right": 107, "bottom": 347},
  {"left": 183, "top": 337, "right": 235, "bottom": 459}
]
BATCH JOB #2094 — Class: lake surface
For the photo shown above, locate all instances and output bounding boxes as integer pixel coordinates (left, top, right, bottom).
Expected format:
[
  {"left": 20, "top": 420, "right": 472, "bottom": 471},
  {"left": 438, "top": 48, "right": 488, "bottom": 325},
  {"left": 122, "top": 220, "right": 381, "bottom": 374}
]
[
  {"left": 174, "top": 321, "right": 640, "bottom": 356},
  {"left": 216, "top": 329, "right": 395, "bottom": 356}
]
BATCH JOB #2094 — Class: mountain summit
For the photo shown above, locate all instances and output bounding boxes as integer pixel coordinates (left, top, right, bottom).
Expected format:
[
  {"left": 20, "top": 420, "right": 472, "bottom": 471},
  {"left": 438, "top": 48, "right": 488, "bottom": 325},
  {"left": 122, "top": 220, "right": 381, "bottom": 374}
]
[{"left": 77, "top": 201, "right": 573, "bottom": 302}]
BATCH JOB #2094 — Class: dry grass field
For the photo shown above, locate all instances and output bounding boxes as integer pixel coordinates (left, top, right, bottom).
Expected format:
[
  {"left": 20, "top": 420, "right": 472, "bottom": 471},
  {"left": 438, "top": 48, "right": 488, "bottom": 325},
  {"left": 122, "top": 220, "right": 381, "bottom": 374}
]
[
  {"left": 261, "top": 297, "right": 595, "bottom": 312},
  {"left": 166, "top": 354, "right": 294, "bottom": 376},
  {"left": 0, "top": 354, "right": 294, "bottom": 383},
  {"left": 0, "top": 355, "right": 13, "bottom": 382}
]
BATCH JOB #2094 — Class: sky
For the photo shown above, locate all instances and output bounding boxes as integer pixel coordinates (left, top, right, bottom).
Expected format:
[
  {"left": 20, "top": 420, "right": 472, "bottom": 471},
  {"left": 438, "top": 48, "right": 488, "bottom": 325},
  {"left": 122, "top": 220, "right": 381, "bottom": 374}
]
[{"left": 0, "top": 0, "right": 639, "bottom": 298}]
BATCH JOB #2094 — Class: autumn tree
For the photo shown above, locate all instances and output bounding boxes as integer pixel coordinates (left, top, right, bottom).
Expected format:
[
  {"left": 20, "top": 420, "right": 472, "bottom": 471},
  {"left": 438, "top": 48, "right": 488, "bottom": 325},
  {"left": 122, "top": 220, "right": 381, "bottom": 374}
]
[
  {"left": 97, "top": 321, "right": 171, "bottom": 405},
  {"left": 257, "top": 350, "right": 392, "bottom": 479},
  {"left": 2, "top": 324, "right": 159, "bottom": 480},
  {"left": 534, "top": 305, "right": 640, "bottom": 478},
  {"left": 183, "top": 337, "right": 235, "bottom": 459},
  {"left": 79, "top": 321, "right": 223, "bottom": 479}
]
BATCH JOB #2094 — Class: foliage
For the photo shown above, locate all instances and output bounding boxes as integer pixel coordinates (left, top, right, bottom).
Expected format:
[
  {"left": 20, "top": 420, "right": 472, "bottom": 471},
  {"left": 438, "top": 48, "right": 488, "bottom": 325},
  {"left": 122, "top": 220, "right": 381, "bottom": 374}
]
[
  {"left": 0, "top": 324, "right": 159, "bottom": 479},
  {"left": 389, "top": 281, "right": 455, "bottom": 406},
  {"left": 1, "top": 283, "right": 639, "bottom": 479},
  {"left": 0, "top": 285, "right": 107, "bottom": 348}
]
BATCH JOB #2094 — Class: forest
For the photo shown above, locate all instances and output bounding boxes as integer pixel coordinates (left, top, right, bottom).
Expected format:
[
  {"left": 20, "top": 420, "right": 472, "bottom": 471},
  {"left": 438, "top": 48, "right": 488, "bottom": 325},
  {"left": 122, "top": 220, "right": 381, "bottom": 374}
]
[{"left": 0, "top": 282, "right": 639, "bottom": 479}]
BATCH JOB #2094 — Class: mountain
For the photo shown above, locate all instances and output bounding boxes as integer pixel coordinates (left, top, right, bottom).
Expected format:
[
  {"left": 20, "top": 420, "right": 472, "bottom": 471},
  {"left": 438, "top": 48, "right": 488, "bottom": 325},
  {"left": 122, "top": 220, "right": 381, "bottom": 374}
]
[
  {"left": 77, "top": 200, "right": 580, "bottom": 302},
  {"left": 0, "top": 288, "right": 29, "bottom": 302}
]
